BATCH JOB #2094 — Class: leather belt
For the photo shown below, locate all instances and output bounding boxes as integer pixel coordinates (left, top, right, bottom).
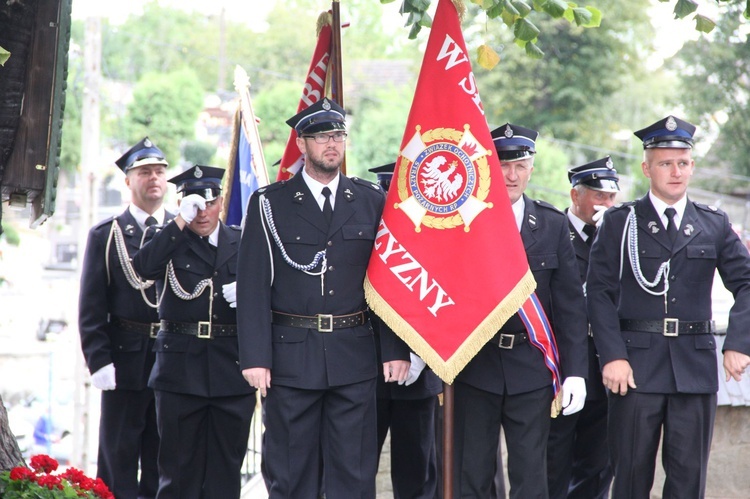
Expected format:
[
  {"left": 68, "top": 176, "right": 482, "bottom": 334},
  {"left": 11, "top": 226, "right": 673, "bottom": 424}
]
[
  {"left": 272, "top": 311, "right": 367, "bottom": 333},
  {"left": 619, "top": 319, "right": 714, "bottom": 337},
  {"left": 110, "top": 316, "right": 160, "bottom": 338},
  {"left": 159, "top": 320, "right": 237, "bottom": 339},
  {"left": 496, "top": 330, "right": 529, "bottom": 349}
]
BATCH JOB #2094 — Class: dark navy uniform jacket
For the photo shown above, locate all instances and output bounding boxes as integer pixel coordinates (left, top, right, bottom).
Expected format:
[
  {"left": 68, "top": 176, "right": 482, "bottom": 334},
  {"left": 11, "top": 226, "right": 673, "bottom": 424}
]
[
  {"left": 132, "top": 220, "right": 254, "bottom": 398},
  {"left": 457, "top": 195, "right": 588, "bottom": 395},
  {"left": 587, "top": 195, "right": 750, "bottom": 394},
  {"left": 566, "top": 212, "right": 607, "bottom": 401},
  {"left": 79, "top": 208, "right": 173, "bottom": 390},
  {"left": 236, "top": 172, "right": 409, "bottom": 390}
]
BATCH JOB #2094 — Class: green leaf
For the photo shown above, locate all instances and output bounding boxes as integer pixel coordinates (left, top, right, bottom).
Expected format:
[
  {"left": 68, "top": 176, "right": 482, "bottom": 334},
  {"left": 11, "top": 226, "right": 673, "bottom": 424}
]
[
  {"left": 514, "top": 17, "right": 541, "bottom": 41},
  {"left": 0, "top": 47, "right": 9, "bottom": 67},
  {"left": 511, "top": 0, "right": 532, "bottom": 16},
  {"left": 407, "top": 11, "right": 423, "bottom": 25},
  {"left": 503, "top": 0, "right": 520, "bottom": 16},
  {"left": 501, "top": 9, "right": 518, "bottom": 25},
  {"left": 525, "top": 41, "right": 545, "bottom": 59},
  {"left": 571, "top": 7, "right": 593, "bottom": 26},
  {"left": 745, "top": 0, "right": 750, "bottom": 20},
  {"left": 582, "top": 6, "right": 602, "bottom": 27},
  {"left": 694, "top": 14, "right": 715, "bottom": 33},
  {"left": 488, "top": 4, "right": 506, "bottom": 18},
  {"left": 674, "top": 0, "right": 698, "bottom": 19},
  {"left": 419, "top": 12, "right": 433, "bottom": 28},
  {"left": 408, "top": 22, "right": 423, "bottom": 39},
  {"left": 541, "top": 0, "right": 568, "bottom": 18}
]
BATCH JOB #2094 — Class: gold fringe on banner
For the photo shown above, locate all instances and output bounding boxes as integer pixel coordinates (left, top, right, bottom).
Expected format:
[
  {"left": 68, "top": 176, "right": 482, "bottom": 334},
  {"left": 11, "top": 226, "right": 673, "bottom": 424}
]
[
  {"left": 364, "top": 268, "right": 536, "bottom": 384},
  {"left": 316, "top": 10, "right": 332, "bottom": 37},
  {"left": 451, "top": 0, "right": 466, "bottom": 21},
  {"left": 221, "top": 107, "right": 242, "bottom": 223}
]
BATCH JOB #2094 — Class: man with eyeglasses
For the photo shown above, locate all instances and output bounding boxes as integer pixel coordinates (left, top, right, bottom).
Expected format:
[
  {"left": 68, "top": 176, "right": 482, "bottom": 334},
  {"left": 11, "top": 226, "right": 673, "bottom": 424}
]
[{"left": 236, "top": 97, "right": 410, "bottom": 499}]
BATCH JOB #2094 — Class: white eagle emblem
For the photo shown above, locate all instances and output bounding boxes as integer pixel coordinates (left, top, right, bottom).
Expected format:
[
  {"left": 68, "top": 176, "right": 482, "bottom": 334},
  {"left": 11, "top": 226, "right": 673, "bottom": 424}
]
[{"left": 419, "top": 156, "right": 463, "bottom": 203}]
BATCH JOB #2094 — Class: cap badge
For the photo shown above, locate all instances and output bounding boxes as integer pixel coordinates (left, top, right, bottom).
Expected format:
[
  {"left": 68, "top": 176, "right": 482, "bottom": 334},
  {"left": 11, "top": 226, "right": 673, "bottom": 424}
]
[
  {"left": 647, "top": 221, "right": 660, "bottom": 234},
  {"left": 194, "top": 166, "right": 203, "bottom": 179},
  {"left": 144, "top": 138, "right": 152, "bottom": 148},
  {"left": 504, "top": 124, "right": 513, "bottom": 138},
  {"left": 322, "top": 98, "right": 331, "bottom": 111},
  {"left": 684, "top": 224, "right": 694, "bottom": 236},
  {"left": 606, "top": 158, "right": 614, "bottom": 169},
  {"left": 666, "top": 116, "right": 677, "bottom": 131}
]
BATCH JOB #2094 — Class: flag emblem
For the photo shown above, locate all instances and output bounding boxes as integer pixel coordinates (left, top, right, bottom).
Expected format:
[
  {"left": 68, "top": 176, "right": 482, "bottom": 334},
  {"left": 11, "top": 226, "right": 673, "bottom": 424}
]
[{"left": 396, "top": 126, "right": 491, "bottom": 231}]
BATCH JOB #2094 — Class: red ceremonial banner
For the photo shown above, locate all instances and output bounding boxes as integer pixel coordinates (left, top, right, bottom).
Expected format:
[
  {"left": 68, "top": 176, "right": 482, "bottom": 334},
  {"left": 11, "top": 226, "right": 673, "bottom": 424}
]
[
  {"left": 364, "top": 0, "right": 535, "bottom": 383},
  {"left": 276, "top": 13, "right": 333, "bottom": 181}
]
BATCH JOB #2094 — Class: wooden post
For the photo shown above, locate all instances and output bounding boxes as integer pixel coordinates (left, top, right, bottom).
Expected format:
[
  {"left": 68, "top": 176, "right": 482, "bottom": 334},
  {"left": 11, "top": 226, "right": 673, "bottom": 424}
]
[
  {"left": 443, "top": 382, "right": 454, "bottom": 499},
  {"left": 331, "top": 0, "right": 346, "bottom": 174}
]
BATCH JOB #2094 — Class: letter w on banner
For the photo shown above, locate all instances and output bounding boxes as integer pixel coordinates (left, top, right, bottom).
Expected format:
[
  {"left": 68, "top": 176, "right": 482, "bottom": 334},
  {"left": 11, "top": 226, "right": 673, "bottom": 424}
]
[
  {"left": 365, "top": 0, "right": 560, "bottom": 410},
  {"left": 276, "top": 12, "right": 333, "bottom": 181}
]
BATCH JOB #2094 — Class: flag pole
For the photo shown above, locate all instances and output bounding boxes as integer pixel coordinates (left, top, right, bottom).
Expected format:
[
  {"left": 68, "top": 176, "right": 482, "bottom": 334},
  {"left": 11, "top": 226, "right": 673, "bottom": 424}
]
[
  {"left": 331, "top": 0, "right": 346, "bottom": 174},
  {"left": 443, "top": 383, "right": 454, "bottom": 499}
]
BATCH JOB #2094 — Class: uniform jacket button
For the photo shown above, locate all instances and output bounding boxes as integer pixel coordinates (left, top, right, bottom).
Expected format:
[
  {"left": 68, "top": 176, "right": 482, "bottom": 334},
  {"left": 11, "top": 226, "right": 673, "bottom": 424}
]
[
  {"left": 328, "top": 265, "right": 335, "bottom": 271},
  {"left": 328, "top": 290, "right": 335, "bottom": 296},
  {"left": 671, "top": 297, "right": 677, "bottom": 303},
  {"left": 327, "top": 240, "right": 333, "bottom": 247}
]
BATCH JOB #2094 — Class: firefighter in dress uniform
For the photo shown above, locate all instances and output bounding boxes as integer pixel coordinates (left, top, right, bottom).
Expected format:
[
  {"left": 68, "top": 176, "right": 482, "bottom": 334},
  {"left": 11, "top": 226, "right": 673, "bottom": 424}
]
[
  {"left": 236, "top": 98, "right": 410, "bottom": 499},
  {"left": 79, "top": 137, "right": 172, "bottom": 498},
  {"left": 452, "top": 124, "right": 589, "bottom": 498},
  {"left": 587, "top": 116, "right": 750, "bottom": 498},
  {"left": 132, "top": 165, "right": 255, "bottom": 499},
  {"left": 546, "top": 156, "right": 619, "bottom": 499}
]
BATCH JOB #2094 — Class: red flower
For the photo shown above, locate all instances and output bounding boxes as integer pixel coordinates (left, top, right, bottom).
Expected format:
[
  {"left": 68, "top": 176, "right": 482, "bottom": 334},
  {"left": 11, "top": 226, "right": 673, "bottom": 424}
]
[
  {"left": 92, "top": 477, "right": 114, "bottom": 499},
  {"left": 30, "top": 454, "right": 59, "bottom": 474},
  {"left": 9, "top": 466, "right": 35, "bottom": 482}
]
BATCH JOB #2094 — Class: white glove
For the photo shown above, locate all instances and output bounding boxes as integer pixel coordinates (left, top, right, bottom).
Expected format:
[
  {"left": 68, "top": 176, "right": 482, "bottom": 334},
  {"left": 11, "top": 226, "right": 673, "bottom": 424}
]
[
  {"left": 561, "top": 376, "right": 586, "bottom": 415},
  {"left": 592, "top": 205, "right": 607, "bottom": 227},
  {"left": 179, "top": 194, "right": 206, "bottom": 224},
  {"left": 398, "top": 353, "right": 426, "bottom": 386},
  {"left": 91, "top": 363, "right": 116, "bottom": 391},
  {"left": 222, "top": 281, "right": 237, "bottom": 308}
]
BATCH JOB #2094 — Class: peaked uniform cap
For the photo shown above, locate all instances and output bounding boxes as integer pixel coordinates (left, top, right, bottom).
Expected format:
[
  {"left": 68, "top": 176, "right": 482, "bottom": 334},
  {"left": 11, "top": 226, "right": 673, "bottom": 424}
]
[
  {"left": 115, "top": 137, "right": 168, "bottom": 173},
  {"left": 368, "top": 162, "right": 395, "bottom": 192},
  {"left": 634, "top": 115, "right": 696, "bottom": 149},
  {"left": 568, "top": 156, "right": 620, "bottom": 192},
  {"left": 168, "top": 165, "right": 226, "bottom": 201},
  {"left": 286, "top": 98, "right": 346, "bottom": 135},
  {"left": 490, "top": 123, "right": 538, "bottom": 162}
]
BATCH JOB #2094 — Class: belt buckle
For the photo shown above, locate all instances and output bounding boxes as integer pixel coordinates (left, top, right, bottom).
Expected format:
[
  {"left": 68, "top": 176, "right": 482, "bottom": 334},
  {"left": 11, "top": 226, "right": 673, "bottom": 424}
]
[
  {"left": 198, "top": 321, "right": 212, "bottom": 339},
  {"left": 663, "top": 318, "right": 679, "bottom": 337},
  {"left": 498, "top": 333, "right": 515, "bottom": 349},
  {"left": 317, "top": 314, "right": 334, "bottom": 333},
  {"left": 150, "top": 323, "right": 160, "bottom": 339}
]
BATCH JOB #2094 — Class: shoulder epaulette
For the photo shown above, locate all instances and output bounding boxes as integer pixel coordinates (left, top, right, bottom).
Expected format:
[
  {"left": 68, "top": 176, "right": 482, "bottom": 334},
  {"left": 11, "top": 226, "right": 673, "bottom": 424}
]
[
  {"left": 694, "top": 202, "right": 724, "bottom": 216},
  {"left": 228, "top": 225, "right": 242, "bottom": 231},
  {"left": 612, "top": 201, "right": 636, "bottom": 210},
  {"left": 351, "top": 176, "right": 383, "bottom": 192},
  {"left": 254, "top": 180, "right": 287, "bottom": 197},
  {"left": 533, "top": 199, "right": 564, "bottom": 215},
  {"left": 92, "top": 215, "right": 117, "bottom": 230}
]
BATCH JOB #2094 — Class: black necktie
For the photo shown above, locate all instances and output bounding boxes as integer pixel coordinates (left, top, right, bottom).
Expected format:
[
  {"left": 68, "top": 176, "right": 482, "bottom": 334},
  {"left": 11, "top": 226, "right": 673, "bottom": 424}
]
[
  {"left": 145, "top": 216, "right": 158, "bottom": 227},
  {"left": 322, "top": 187, "right": 333, "bottom": 225},
  {"left": 582, "top": 224, "right": 596, "bottom": 247},
  {"left": 665, "top": 207, "right": 678, "bottom": 243}
]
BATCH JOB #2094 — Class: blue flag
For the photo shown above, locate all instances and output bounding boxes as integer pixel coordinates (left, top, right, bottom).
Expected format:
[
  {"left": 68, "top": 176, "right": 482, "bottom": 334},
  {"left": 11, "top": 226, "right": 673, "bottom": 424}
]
[{"left": 225, "top": 118, "right": 260, "bottom": 226}]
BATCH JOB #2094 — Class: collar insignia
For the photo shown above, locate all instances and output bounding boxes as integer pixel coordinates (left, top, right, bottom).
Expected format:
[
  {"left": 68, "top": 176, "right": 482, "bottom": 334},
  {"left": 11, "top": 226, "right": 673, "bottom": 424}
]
[
  {"left": 343, "top": 188, "right": 354, "bottom": 201},
  {"left": 684, "top": 224, "right": 694, "bottom": 236},
  {"left": 647, "top": 221, "right": 660, "bottom": 234},
  {"left": 528, "top": 214, "right": 537, "bottom": 228}
]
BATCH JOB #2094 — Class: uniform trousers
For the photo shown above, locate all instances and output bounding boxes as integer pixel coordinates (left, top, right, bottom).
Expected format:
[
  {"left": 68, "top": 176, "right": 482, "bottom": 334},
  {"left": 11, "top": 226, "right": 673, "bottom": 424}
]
[
  {"left": 263, "top": 379, "right": 378, "bottom": 499},
  {"left": 453, "top": 383, "right": 552, "bottom": 499},
  {"left": 608, "top": 392, "right": 716, "bottom": 499},
  {"left": 98, "top": 388, "right": 159, "bottom": 499},
  {"left": 547, "top": 398, "right": 611, "bottom": 499},
  {"left": 154, "top": 390, "right": 254, "bottom": 499},
  {"left": 376, "top": 396, "right": 437, "bottom": 499}
]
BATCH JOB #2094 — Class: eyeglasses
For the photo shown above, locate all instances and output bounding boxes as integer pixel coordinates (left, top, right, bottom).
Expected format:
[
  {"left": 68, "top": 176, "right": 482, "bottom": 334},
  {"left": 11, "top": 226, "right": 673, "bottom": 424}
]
[{"left": 303, "top": 132, "right": 348, "bottom": 144}]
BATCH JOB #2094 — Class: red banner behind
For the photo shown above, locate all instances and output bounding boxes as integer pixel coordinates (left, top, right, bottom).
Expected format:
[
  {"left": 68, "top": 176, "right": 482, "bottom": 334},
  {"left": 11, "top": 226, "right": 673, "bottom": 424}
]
[
  {"left": 276, "top": 14, "right": 332, "bottom": 181},
  {"left": 364, "top": 0, "right": 535, "bottom": 383}
]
